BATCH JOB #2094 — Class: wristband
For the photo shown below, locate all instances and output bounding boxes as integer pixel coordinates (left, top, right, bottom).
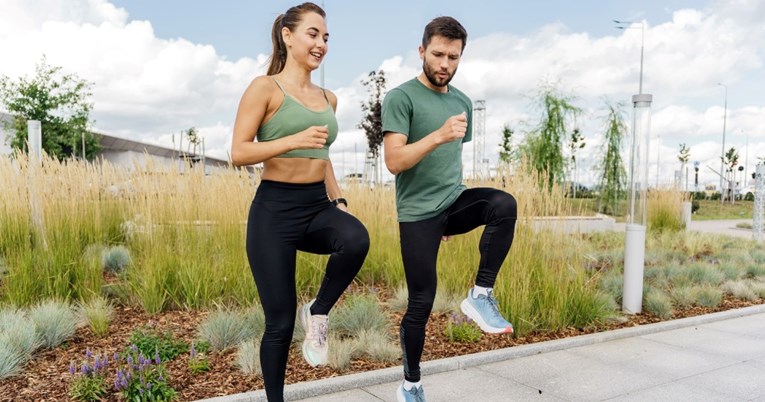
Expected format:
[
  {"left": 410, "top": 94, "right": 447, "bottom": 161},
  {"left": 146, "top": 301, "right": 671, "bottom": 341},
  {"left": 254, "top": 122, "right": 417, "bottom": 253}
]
[{"left": 331, "top": 197, "right": 348, "bottom": 207}]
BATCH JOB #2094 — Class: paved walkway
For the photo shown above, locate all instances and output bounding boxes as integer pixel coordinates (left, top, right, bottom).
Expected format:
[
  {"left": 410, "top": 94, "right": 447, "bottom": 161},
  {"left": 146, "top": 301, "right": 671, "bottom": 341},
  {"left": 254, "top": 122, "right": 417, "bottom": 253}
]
[{"left": 201, "top": 221, "right": 765, "bottom": 402}]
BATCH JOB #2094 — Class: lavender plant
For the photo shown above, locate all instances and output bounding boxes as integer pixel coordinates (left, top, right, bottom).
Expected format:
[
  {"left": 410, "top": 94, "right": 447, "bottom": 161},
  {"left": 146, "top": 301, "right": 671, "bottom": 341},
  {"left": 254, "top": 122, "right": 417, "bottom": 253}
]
[
  {"left": 114, "top": 344, "right": 176, "bottom": 401},
  {"left": 68, "top": 348, "right": 110, "bottom": 402},
  {"left": 444, "top": 312, "right": 483, "bottom": 343}
]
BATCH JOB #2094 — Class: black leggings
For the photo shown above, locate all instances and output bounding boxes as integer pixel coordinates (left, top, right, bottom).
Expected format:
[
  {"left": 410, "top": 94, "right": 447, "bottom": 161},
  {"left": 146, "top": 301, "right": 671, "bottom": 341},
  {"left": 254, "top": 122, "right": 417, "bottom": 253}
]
[
  {"left": 398, "top": 188, "right": 517, "bottom": 382},
  {"left": 246, "top": 180, "right": 369, "bottom": 401}
]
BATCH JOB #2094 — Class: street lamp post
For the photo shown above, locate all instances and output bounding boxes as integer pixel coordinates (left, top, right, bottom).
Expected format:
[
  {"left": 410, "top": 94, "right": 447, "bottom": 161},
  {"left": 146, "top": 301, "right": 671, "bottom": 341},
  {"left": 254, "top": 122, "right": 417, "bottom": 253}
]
[
  {"left": 614, "top": 20, "right": 645, "bottom": 95},
  {"left": 718, "top": 82, "right": 728, "bottom": 204}
]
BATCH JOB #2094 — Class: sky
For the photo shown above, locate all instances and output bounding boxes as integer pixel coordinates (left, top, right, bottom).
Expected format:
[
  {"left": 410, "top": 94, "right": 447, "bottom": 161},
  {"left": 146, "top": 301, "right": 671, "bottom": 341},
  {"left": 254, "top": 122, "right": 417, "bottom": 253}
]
[{"left": 1, "top": 0, "right": 764, "bottom": 188}]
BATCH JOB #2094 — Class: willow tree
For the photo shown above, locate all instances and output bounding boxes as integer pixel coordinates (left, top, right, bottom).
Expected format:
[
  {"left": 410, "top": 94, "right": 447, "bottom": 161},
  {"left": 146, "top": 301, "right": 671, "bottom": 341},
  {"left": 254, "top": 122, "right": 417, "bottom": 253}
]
[
  {"left": 597, "top": 103, "right": 628, "bottom": 215},
  {"left": 522, "top": 84, "right": 581, "bottom": 191}
]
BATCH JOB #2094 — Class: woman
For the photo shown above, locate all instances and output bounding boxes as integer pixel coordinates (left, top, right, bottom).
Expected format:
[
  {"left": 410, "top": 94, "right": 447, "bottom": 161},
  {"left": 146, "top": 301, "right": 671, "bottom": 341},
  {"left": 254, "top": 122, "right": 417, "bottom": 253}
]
[{"left": 231, "top": 3, "right": 369, "bottom": 401}]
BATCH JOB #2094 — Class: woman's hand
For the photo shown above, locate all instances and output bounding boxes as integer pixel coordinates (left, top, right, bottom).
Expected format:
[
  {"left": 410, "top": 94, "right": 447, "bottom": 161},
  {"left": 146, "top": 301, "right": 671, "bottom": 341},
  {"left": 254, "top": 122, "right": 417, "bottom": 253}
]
[{"left": 289, "top": 125, "right": 328, "bottom": 150}]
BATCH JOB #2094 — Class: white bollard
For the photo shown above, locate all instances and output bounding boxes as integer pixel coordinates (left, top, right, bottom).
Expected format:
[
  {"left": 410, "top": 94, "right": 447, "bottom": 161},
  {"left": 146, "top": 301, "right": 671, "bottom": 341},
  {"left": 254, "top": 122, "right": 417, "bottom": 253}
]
[
  {"left": 754, "top": 164, "right": 765, "bottom": 242},
  {"left": 682, "top": 201, "right": 692, "bottom": 231},
  {"left": 622, "top": 223, "right": 646, "bottom": 314}
]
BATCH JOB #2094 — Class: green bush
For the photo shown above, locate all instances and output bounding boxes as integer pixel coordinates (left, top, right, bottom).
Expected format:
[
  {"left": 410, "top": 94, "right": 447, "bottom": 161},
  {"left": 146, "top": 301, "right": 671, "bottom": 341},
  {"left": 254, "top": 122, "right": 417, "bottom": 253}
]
[
  {"left": 354, "top": 329, "right": 399, "bottom": 362},
  {"left": 127, "top": 326, "right": 188, "bottom": 362},
  {"left": 695, "top": 286, "right": 723, "bottom": 307}
]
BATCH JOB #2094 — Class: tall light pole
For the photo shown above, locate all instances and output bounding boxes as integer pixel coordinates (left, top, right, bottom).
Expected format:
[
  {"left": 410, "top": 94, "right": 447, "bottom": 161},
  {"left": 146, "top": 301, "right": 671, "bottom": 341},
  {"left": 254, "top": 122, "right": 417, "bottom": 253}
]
[
  {"left": 718, "top": 82, "right": 727, "bottom": 204},
  {"left": 615, "top": 20, "right": 654, "bottom": 186},
  {"left": 614, "top": 20, "right": 645, "bottom": 95}
]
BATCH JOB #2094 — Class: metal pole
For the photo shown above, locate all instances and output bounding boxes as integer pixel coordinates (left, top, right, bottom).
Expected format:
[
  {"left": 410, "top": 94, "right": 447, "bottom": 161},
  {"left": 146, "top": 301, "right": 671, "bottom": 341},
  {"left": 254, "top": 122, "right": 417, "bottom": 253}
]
[{"left": 718, "top": 83, "right": 727, "bottom": 204}]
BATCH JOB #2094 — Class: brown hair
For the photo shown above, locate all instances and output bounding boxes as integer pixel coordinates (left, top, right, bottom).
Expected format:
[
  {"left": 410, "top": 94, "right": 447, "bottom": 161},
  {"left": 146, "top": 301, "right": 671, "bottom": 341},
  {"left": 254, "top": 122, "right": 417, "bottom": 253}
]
[
  {"left": 266, "top": 2, "right": 326, "bottom": 75},
  {"left": 422, "top": 16, "right": 468, "bottom": 52}
]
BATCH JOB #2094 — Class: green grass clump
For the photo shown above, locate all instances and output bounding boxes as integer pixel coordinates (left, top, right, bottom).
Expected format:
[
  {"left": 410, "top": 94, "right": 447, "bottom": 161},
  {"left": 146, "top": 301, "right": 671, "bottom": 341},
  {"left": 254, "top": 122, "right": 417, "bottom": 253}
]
[
  {"left": 29, "top": 300, "right": 77, "bottom": 349},
  {"left": 686, "top": 263, "right": 724, "bottom": 286},
  {"left": 354, "top": 329, "right": 399, "bottom": 362},
  {"left": 694, "top": 286, "right": 723, "bottom": 307},
  {"left": 0, "top": 309, "right": 40, "bottom": 378},
  {"left": 77, "top": 297, "right": 114, "bottom": 338},
  {"left": 669, "top": 286, "right": 696, "bottom": 308},
  {"left": 327, "top": 335, "right": 356, "bottom": 372},
  {"left": 236, "top": 340, "right": 261, "bottom": 375},
  {"left": 444, "top": 312, "right": 483, "bottom": 343},
  {"left": 721, "top": 280, "right": 758, "bottom": 301},
  {"left": 644, "top": 289, "right": 673, "bottom": 319},
  {"left": 102, "top": 245, "right": 131, "bottom": 275},
  {"left": 198, "top": 309, "right": 254, "bottom": 351},
  {"left": 330, "top": 294, "right": 389, "bottom": 337},
  {"left": 128, "top": 326, "right": 188, "bottom": 362}
]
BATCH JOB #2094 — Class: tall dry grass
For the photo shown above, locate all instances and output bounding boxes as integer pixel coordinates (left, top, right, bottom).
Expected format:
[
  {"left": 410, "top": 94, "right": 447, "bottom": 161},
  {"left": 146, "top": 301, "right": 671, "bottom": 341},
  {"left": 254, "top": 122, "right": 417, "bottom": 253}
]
[{"left": 0, "top": 154, "right": 610, "bottom": 334}]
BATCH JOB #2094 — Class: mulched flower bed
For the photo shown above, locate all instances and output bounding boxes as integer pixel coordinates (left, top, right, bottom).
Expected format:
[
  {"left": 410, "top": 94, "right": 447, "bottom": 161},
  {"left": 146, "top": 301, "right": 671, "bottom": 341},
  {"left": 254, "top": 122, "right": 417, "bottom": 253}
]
[{"left": 1, "top": 295, "right": 760, "bottom": 401}]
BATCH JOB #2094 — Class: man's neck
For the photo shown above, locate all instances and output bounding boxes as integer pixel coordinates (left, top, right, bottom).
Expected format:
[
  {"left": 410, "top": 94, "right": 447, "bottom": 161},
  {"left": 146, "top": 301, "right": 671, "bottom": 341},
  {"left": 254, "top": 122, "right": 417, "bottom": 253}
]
[{"left": 417, "top": 73, "right": 448, "bottom": 93}]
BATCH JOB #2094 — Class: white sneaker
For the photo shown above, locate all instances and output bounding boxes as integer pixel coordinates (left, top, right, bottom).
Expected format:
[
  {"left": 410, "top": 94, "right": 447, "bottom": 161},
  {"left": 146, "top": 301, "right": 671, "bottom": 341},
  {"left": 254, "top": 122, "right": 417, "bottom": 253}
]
[{"left": 299, "top": 299, "right": 328, "bottom": 367}]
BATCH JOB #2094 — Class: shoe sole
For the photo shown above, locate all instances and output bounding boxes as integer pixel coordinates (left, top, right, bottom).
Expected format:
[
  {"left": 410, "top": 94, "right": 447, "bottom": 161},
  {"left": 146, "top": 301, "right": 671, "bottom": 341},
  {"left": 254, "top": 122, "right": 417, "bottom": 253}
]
[
  {"left": 299, "top": 303, "right": 322, "bottom": 367},
  {"left": 460, "top": 299, "right": 514, "bottom": 334}
]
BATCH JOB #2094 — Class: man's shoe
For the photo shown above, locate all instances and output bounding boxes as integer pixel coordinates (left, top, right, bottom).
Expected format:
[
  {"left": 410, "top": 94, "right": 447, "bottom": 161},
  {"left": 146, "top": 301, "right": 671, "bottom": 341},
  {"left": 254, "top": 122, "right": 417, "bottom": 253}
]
[
  {"left": 460, "top": 289, "right": 514, "bottom": 334},
  {"left": 397, "top": 381, "right": 426, "bottom": 402},
  {"left": 299, "top": 299, "right": 329, "bottom": 367}
]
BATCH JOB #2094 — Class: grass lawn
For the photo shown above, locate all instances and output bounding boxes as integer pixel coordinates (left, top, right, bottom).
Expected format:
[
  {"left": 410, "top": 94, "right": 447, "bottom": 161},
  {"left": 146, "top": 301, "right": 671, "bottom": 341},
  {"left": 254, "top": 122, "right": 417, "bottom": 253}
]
[{"left": 565, "top": 198, "right": 757, "bottom": 221}]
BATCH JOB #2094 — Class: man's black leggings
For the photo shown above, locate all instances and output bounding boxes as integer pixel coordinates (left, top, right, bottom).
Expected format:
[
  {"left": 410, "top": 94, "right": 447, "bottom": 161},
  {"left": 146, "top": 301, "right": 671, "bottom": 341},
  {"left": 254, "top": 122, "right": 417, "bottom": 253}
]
[
  {"left": 246, "top": 180, "right": 369, "bottom": 401},
  {"left": 398, "top": 187, "right": 517, "bottom": 383}
]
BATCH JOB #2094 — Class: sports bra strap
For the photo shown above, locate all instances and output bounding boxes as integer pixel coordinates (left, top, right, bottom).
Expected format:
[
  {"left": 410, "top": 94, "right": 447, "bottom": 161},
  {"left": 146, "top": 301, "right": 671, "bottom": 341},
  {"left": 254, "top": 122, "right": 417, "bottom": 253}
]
[
  {"left": 273, "top": 79, "right": 288, "bottom": 94},
  {"left": 321, "top": 88, "right": 329, "bottom": 103}
]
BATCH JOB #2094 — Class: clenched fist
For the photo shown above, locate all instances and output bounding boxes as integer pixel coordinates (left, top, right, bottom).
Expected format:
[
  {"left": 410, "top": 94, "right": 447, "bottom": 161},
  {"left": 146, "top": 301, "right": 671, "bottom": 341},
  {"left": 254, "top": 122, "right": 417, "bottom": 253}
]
[
  {"left": 291, "top": 125, "right": 328, "bottom": 150},
  {"left": 435, "top": 112, "right": 467, "bottom": 145}
]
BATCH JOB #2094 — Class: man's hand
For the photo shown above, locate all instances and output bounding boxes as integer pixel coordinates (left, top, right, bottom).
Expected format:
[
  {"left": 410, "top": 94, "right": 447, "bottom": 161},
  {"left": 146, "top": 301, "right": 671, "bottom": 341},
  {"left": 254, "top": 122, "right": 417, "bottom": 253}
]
[{"left": 434, "top": 112, "right": 467, "bottom": 145}]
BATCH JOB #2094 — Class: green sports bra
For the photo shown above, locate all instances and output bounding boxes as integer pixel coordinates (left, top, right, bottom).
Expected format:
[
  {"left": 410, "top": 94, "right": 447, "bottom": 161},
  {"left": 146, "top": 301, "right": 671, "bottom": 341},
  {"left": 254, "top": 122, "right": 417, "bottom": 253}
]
[{"left": 257, "top": 79, "right": 338, "bottom": 160}]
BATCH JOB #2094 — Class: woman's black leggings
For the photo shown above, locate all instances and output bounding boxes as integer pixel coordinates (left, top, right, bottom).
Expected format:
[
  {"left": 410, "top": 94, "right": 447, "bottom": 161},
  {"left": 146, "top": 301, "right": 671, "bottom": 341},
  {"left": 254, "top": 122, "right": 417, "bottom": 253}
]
[
  {"left": 398, "top": 188, "right": 517, "bottom": 383},
  {"left": 246, "top": 180, "right": 369, "bottom": 401}
]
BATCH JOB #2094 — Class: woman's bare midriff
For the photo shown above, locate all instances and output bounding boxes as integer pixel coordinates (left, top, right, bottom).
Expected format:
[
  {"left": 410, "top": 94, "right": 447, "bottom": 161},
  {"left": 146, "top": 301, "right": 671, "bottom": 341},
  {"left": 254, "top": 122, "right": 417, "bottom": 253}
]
[{"left": 261, "top": 158, "right": 327, "bottom": 183}]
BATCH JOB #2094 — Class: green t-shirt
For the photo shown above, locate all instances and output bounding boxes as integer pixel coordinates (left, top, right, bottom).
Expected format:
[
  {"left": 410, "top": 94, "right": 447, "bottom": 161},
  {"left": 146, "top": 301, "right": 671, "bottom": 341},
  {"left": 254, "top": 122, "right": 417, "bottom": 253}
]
[{"left": 382, "top": 78, "right": 473, "bottom": 222}]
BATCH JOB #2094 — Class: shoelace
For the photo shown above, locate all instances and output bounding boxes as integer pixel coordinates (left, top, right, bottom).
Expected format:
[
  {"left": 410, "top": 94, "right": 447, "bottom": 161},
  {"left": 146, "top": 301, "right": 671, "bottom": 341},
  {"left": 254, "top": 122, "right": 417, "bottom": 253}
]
[
  {"left": 310, "top": 318, "right": 328, "bottom": 347},
  {"left": 408, "top": 385, "right": 425, "bottom": 402},
  {"left": 484, "top": 291, "right": 503, "bottom": 318}
]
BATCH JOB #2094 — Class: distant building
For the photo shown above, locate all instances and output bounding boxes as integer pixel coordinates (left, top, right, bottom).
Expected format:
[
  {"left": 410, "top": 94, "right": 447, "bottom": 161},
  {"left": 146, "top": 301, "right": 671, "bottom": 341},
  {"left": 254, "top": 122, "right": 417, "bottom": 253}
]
[{"left": 0, "top": 112, "right": 245, "bottom": 174}]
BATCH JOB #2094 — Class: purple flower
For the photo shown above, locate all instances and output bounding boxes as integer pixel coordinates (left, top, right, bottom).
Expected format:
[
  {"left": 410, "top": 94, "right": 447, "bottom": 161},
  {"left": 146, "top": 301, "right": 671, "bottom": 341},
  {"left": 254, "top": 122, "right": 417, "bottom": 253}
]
[
  {"left": 113, "top": 352, "right": 120, "bottom": 361},
  {"left": 69, "top": 361, "right": 76, "bottom": 376},
  {"left": 190, "top": 342, "right": 197, "bottom": 358},
  {"left": 154, "top": 350, "right": 161, "bottom": 365},
  {"left": 85, "top": 348, "right": 92, "bottom": 359}
]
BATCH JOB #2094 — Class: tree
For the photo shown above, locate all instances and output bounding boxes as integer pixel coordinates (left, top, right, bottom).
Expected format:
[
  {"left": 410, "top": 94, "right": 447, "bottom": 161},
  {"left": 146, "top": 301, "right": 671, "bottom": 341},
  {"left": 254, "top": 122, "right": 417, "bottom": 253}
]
[
  {"left": 358, "top": 70, "right": 386, "bottom": 159},
  {"left": 677, "top": 143, "right": 690, "bottom": 191},
  {"left": 567, "top": 127, "right": 585, "bottom": 197},
  {"left": 597, "top": 103, "right": 628, "bottom": 215},
  {"left": 0, "top": 56, "right": 99, "bottom": 160},
  {"left": 521, "top": 83, "right": 581, "bottom": 191},
  {"left": 498, "top": 124, "right": 516, "bottom": 165},
  {"left": 722, "top": 146, "right": 739, "bottom": 203}
]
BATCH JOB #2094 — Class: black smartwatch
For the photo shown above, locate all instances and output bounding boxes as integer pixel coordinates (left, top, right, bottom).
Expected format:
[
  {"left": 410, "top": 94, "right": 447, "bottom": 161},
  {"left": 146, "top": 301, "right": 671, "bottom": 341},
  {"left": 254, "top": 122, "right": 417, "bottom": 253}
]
[{"left": 331, "top": 197, "right": 348, "bottom": 207}]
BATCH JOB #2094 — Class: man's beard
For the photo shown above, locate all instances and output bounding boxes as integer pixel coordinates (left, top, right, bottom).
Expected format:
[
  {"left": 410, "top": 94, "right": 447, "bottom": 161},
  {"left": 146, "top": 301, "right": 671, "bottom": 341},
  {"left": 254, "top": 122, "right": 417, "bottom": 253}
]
[{"left": 423, "top": 60, "right": 456, "bottom": 88}]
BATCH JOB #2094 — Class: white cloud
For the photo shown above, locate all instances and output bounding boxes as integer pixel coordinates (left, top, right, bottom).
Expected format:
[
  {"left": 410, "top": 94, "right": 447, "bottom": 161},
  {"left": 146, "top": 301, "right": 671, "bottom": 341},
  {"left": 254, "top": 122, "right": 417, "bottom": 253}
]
[{"left": 1, "top": 0, "right": 764, "bottom": 187}]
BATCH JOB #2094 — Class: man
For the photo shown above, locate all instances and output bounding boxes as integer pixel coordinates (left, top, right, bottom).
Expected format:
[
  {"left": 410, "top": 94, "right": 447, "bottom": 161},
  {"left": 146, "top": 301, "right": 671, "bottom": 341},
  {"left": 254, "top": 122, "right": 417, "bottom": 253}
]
[{"left": 382, "top": 16, "right": 518, "bottom": 402}]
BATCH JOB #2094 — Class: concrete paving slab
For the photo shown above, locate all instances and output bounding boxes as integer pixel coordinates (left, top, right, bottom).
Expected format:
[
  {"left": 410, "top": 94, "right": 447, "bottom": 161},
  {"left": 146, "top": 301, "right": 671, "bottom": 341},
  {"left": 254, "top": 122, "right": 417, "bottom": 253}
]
[
  {"left": 294, "top": 389, "right": 382, "bottom": 401},
  {"left": 566, "top": 336, "right": 738, "bottom": 381},
  {"left": 700, "top": 312, "right": 765, "bottom": 338},
  {"left": 642, "top": 326, "right": 765, "bottom": 360},
  {"left": 604, "top": 381, "right": 746, "bottom": 402},
  {"left": 676, "top": 361, "right": 765, "bottom": 400}
]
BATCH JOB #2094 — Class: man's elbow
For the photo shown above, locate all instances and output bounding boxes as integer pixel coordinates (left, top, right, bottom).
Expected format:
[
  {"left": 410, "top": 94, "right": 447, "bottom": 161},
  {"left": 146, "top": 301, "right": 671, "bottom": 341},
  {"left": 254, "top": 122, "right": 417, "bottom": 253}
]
[{"left": 384, "top": 156, "right": 402, "bottom": 175}]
